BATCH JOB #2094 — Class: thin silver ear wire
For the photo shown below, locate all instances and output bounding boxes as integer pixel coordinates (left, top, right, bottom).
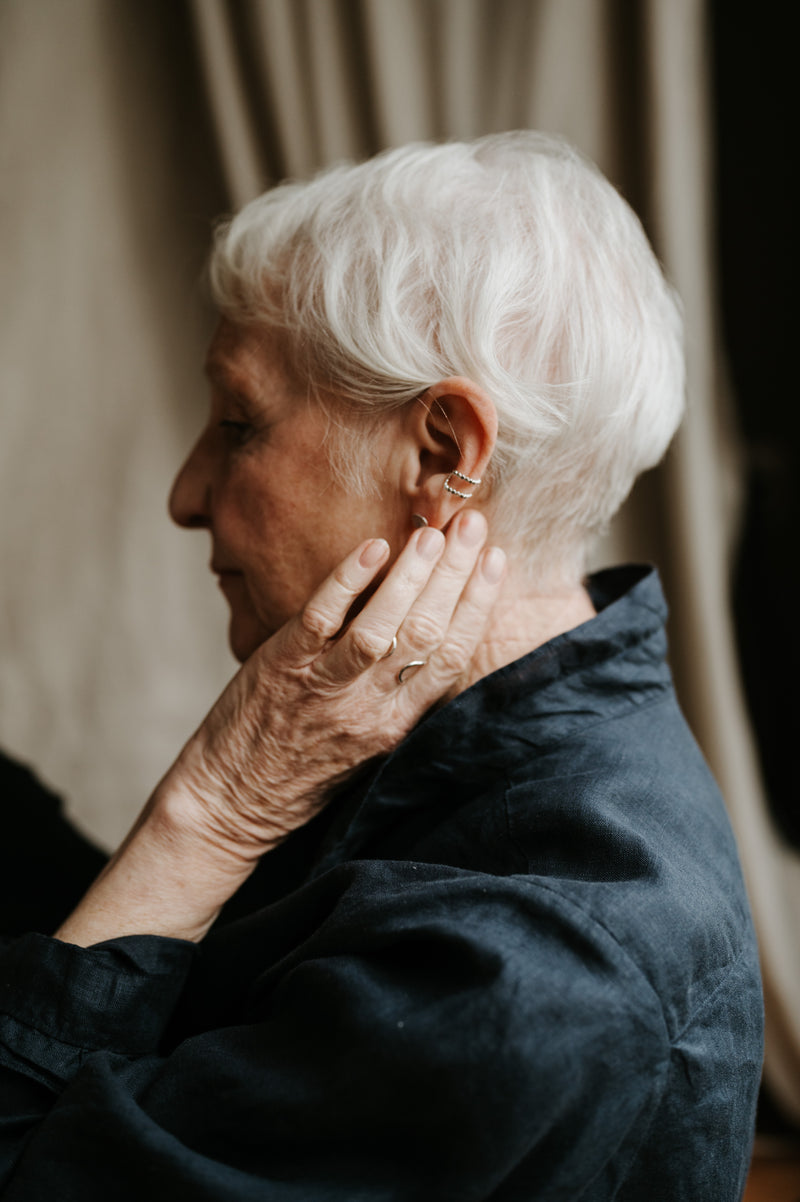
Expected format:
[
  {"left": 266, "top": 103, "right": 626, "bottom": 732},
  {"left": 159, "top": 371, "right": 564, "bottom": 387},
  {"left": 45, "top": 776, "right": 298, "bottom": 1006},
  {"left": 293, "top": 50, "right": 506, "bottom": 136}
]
[
  {"left": 416, "top": 393, "right": 467, "bottom": 467},
  {"left": 444, "top": 469, "right": 481, "bottom": 499},
  {"left": 414, "top": 393, "right": 477, "bottom": 498}
]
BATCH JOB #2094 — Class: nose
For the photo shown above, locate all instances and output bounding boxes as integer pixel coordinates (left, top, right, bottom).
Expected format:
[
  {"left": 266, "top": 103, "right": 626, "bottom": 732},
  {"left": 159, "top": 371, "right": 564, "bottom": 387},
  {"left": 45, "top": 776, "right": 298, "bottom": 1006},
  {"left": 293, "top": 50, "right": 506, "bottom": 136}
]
[{"left": 168, "top": 432, "right": 213, "bottom": 529}]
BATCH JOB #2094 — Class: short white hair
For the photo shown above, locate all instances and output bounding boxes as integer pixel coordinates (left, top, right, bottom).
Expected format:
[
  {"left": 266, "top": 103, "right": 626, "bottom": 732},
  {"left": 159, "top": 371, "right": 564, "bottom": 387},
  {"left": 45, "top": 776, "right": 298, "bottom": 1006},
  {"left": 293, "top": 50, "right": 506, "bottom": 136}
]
[{"left": 209, "top": 131, "right": 685, "bottom": 583}]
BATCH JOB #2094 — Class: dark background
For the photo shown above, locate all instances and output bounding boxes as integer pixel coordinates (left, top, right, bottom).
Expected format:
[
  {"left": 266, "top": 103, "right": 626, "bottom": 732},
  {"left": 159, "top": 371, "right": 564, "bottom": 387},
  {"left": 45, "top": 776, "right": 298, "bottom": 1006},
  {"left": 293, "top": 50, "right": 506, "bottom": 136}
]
[{"left": 712, "top": 2, "right": 799, "bottom": 851}]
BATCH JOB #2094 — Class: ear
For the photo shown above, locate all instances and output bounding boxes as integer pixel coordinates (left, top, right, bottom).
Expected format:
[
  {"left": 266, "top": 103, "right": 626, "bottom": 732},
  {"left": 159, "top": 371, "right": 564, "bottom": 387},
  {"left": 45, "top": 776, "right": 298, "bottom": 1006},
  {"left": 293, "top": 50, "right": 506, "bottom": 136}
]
[{"left": 400, "top": 377, "right": 497, "bottom": 529}]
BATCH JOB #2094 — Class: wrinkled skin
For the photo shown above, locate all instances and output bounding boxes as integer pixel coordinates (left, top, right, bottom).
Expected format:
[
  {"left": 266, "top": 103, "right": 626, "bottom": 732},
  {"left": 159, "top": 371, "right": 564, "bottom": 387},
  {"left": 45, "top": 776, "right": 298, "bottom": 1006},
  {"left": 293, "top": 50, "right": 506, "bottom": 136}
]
[
  {"left": 56, "top": 515, "right": 505, "bottom": 946},
  {"left": 172, "top": 517, "right": 501, "bottom": 854}
]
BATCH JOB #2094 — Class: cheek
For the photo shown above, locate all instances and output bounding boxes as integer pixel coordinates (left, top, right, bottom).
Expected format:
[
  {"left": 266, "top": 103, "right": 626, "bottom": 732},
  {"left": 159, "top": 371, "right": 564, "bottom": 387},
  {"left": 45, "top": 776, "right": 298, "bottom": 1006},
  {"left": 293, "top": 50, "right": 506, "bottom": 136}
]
[
  {"left": 219, "top": 439, "right": 376, "bottom": 619},
  {"left": 236, "top": 505, "right": 322, "bottom": 624},
  {"left": 215, "top": 467, "right": 276, "bottom": 551}
]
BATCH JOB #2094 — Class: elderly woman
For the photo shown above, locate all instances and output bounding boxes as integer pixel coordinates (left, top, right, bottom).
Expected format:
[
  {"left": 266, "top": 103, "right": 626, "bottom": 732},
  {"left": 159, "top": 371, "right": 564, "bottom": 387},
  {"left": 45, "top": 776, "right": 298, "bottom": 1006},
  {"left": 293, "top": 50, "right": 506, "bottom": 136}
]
[{"left": 0, "top": 133, "right": 762, "bottom": 1200}]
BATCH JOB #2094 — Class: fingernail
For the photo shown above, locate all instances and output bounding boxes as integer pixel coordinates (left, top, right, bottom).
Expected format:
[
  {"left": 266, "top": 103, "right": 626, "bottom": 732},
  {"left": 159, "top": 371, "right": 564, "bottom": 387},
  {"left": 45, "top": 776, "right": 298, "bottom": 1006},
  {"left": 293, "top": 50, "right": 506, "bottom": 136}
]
[
  {"left": 417, "top": 526, "right": 444, "bottom": 559},
  {"left": 481, "top": 546, "right": 506, "bottom": 583},
  {"left": 360, "top": 539, "right": 389, "bottom": 568},
  {"left": 457, "top": 510, "right": 485, "bottom": 546}
]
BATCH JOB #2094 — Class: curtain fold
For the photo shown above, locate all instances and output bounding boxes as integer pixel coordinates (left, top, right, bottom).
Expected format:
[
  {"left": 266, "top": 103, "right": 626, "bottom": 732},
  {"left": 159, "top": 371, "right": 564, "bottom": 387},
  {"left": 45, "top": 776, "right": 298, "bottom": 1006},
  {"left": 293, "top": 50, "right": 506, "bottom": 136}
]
[
  {"left": 3, "top": 0, "right": 798, "bottom": 1117},
  {"left": 0, "top": 0, "right": 234, "bottom": 848}
]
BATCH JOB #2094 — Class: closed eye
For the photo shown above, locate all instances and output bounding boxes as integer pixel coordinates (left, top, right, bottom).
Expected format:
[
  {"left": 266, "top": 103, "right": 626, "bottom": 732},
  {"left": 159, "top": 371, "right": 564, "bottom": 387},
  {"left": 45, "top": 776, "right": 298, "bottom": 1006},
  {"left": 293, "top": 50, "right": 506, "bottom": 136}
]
[{"left": 218, "top": 420, "right": 254, "bottom": 447}]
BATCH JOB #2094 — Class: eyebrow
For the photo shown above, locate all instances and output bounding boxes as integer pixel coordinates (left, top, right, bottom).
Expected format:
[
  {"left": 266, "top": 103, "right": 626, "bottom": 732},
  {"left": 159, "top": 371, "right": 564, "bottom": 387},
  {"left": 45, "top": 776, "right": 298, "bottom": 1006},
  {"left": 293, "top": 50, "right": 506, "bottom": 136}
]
[{"left": 204, "top": 358, "right": 252, "bottom": 397}]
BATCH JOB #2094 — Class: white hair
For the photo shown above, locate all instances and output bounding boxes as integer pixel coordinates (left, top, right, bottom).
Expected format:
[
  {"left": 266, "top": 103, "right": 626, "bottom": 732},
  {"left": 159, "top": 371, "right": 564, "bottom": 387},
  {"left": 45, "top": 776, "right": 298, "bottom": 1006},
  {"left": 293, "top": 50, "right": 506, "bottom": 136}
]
[{"left": 208, "top": 131, "right": 685, "bottom": 584}]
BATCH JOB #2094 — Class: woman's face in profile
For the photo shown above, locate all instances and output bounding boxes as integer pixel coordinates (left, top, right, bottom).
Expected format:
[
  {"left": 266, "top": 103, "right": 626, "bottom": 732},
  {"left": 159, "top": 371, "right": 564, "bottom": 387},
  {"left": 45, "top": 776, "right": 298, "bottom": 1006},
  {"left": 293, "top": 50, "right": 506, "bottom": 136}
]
[{"left": 169, "top": 322, "right": 403, "bottom": 661}]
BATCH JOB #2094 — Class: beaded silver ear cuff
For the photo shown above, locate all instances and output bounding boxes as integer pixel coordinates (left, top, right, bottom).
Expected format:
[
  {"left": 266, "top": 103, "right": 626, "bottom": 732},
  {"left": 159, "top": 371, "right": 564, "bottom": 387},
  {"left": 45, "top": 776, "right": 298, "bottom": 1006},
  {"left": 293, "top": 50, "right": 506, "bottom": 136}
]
[{"left": 444, "top": 469, "right": 481, "bottom": 499}]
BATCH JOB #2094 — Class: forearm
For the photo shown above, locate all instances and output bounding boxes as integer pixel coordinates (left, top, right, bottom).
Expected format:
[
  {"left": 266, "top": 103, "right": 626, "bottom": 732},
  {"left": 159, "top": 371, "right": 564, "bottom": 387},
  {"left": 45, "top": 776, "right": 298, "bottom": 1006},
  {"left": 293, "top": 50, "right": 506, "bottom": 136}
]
[
  {"left": 55, "top": 520, "right": 503, "bottom": 950},
  {"left": 54, "top": 785, "right": 257, "bottom": 946}
]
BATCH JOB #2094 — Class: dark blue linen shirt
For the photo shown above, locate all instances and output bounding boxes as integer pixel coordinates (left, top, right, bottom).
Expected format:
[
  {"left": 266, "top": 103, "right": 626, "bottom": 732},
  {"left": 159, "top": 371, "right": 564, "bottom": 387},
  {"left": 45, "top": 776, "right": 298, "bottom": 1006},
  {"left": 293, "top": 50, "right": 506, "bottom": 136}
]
[{"left": 0, "top": 566, "right": 763, "bottom": 1199}]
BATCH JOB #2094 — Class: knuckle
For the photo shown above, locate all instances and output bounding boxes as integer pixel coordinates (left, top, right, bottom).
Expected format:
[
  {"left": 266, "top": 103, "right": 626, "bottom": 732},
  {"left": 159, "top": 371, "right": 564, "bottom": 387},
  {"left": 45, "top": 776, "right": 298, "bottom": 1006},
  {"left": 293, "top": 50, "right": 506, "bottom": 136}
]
[
  {"left": 435, "top": 553, "right": 476, "bottom": 584},
  {"left": 434, "top": 637, "right": 470, "bottom": 676},
  {"left": 332, "top": 561, "right": 361, "bottom": 596},
  {"left": 301, "top": 603, "right": 340, "bottom": 643},
  {"left": 349, "top": 625, "right": 392, "bottom": 664},
  {"left": 395, "top": 559, "right": 431, "bottom": 591},
  {"left": 400, "top": 610, "right": 445, "bottom": 648}
]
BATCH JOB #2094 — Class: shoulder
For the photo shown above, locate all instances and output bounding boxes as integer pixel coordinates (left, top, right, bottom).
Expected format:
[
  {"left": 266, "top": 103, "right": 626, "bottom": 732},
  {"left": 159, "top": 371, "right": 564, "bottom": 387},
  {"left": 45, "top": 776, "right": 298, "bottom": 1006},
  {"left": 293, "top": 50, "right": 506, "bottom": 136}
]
[
  {"left": 375, "top": 675, "right": 761, "bottom": 1060},
  {"left": 219, "top": 857, "right": 672, "bottom": 1189}
]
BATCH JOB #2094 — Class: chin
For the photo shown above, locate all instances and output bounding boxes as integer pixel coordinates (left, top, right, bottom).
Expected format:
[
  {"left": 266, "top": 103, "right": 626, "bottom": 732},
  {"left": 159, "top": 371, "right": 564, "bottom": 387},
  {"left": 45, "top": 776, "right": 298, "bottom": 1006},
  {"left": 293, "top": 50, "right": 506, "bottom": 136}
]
[{"left": 228, "top": 616, "right": 270, "bottom": 663}]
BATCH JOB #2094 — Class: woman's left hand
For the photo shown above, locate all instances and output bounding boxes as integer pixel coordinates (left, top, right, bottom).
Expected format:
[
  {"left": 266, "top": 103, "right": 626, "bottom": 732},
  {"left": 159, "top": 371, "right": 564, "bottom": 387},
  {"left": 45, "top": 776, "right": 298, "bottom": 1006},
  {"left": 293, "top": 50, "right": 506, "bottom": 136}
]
[{"left": 56, "top": 511, "right": 505, "bottom": 946}]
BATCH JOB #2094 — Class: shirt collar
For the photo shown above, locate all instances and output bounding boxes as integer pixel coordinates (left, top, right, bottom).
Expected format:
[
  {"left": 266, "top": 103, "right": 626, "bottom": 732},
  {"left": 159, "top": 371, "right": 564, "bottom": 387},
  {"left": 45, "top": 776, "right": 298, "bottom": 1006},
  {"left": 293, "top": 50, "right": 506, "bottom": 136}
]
[{"left": 312, "top": 565, "right": 671, "bottom": 873}]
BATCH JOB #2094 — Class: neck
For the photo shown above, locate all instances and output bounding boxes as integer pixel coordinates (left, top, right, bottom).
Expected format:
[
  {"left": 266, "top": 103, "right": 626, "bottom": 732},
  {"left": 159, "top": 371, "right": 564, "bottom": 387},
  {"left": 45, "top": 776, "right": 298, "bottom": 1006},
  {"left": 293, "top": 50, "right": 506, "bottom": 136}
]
[{"left": 453, "top": 570, "right": 597, "bottom": 696}]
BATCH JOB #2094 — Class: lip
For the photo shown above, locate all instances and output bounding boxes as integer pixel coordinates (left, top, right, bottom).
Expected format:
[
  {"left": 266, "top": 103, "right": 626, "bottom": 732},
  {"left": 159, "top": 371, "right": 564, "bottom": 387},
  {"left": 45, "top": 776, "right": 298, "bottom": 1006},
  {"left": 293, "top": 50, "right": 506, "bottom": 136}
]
[{"left": 211, "top": 564, "right": 244, "bottom": 592}]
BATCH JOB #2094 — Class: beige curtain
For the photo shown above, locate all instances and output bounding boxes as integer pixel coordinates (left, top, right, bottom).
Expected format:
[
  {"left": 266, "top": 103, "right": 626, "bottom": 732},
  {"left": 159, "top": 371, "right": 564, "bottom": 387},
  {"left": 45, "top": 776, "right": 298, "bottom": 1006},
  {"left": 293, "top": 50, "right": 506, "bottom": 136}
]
[
  {"left": 2, "top": 0, "right": 798, "bottom": 1118},
  {"left": 0, "top": 0, "right": 235, "bottom": 844}
]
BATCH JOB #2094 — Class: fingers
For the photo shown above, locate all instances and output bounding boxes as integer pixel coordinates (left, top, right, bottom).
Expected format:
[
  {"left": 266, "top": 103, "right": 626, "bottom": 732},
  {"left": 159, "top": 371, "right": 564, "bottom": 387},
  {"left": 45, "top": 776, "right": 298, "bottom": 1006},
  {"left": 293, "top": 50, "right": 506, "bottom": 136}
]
[
  {"left": 284, "top": 512, "right": 505, "bottom": 700},
  {"left": 391, "top": 510, "right": 490, "bottom": 665},
  {"left": 314, "top": 525, "right": 447, "bottom": 683},
  {"left": 282, "top": 538, "right": 391, "bottom": 662},
  {"left": 389, "top": 511, "right": 505, "bottom": 700},
  {"left": 400, "top": 540, "right": 506, "bottom": 701},
  {"left": 318, "top": 511, "right": 502, "bottom": 689}
]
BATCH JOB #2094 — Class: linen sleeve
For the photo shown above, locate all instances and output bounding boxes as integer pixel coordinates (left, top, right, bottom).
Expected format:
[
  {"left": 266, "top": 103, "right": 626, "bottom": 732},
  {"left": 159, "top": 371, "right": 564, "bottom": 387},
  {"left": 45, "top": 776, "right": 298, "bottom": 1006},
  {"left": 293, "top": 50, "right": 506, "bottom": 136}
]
[{"left": 0, "top": 861, "right": 669, "bottom": 1201}]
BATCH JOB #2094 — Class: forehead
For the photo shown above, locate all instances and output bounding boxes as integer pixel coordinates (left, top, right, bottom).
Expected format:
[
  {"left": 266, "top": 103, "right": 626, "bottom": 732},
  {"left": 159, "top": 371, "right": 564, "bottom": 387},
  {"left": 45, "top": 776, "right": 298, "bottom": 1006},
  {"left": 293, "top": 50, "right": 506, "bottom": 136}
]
[{"left": 204, "top": 320, "right": 297, "bottom": 398}]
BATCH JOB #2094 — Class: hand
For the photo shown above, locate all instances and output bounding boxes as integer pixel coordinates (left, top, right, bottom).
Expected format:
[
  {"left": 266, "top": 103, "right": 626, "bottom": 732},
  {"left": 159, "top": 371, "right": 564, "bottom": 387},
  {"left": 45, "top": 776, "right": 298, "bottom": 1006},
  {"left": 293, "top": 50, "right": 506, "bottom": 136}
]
[
  {"left": 162, "top": 509, "right": 505, "bottom": 856},
  {"left": 56, "top": 511, "right": 505, "bottom": 945}
]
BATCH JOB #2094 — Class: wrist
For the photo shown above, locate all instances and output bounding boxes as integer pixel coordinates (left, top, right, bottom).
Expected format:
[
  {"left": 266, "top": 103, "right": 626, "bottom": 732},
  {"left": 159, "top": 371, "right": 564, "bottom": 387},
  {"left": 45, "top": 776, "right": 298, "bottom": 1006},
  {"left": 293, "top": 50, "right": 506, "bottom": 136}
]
[
  {"left": 156, "top": 734, "right": 300, "bottom": 863},
  {"left": 55, "top": 790, "right": 258, "bottom": 947}
]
